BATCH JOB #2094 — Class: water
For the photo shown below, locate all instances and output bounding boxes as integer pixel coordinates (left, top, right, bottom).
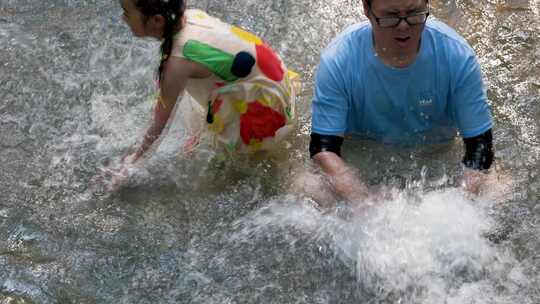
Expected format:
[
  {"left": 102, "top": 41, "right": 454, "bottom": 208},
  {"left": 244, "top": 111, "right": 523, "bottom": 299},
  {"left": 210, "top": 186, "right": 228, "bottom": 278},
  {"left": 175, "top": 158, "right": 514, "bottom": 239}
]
[{"left": 1, "top": 0, "right": 539, "bottom": 303}]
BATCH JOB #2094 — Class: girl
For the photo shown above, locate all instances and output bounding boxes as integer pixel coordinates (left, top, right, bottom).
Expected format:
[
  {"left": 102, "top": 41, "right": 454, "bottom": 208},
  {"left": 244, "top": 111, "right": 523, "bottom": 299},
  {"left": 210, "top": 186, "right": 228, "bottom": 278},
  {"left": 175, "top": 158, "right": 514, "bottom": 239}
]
[{"left": 118, "top": 0, "right": 297, "bottom": 167}]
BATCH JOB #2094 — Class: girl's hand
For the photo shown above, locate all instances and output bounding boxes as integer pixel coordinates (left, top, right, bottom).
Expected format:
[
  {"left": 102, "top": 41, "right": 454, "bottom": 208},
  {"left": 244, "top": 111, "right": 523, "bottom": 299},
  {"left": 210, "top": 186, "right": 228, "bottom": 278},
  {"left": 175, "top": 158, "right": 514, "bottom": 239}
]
[
  {"left": 103, "top": 151, "right": 142, "bottom": 191},
  {"left": 106, "top": 165, "right": 130, "bottom": 192},
  {"left": 94, "top": 164, "right": 129, "bottom": 192},
  {"left": 93, "top": 154, "right": 137, "bottom": 192}
]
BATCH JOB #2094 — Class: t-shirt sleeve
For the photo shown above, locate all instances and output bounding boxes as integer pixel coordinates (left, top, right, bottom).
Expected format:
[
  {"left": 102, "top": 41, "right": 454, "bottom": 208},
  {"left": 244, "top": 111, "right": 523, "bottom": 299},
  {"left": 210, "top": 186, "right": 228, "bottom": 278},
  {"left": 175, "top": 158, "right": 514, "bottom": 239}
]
[
  {"left": 311, "top": 55, "right": 350, "bottom": 136},
  {"left": 450, "top": 52, "right": 493, "bottom": 138}
]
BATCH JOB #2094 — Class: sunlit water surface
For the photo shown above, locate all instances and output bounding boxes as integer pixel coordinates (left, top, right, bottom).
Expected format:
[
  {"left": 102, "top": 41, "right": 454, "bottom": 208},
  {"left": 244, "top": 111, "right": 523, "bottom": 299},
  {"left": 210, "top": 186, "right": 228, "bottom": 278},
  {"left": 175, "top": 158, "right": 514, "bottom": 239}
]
[{"left": 1, "top": 0, "right": 539, "bottom": 303}]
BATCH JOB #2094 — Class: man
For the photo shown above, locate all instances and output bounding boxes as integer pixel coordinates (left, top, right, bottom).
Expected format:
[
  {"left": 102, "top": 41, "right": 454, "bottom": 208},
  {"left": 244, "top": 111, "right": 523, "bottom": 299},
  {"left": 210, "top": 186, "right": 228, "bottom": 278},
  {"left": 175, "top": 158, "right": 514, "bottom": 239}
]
[{"left": 308, "top": 0, "right": 496, "bottom": 202}]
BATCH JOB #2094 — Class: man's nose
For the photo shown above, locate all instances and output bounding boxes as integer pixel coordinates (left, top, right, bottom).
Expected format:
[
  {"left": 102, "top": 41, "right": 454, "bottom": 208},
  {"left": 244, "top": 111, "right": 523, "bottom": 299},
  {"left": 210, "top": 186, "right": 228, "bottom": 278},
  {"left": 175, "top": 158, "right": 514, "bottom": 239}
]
[{"left": 396, "top": 18, "right": 410, "bottom": 30}]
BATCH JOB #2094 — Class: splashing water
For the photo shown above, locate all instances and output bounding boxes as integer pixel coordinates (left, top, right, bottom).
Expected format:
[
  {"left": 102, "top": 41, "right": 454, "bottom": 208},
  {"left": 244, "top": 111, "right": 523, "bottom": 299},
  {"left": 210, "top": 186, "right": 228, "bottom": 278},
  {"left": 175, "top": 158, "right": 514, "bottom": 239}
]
[
  {"left": 232, "top": 189, "right": 529, "bottom": 303},
  {"left": 1, "top": 0, "right": 539, "bottom": 303}
]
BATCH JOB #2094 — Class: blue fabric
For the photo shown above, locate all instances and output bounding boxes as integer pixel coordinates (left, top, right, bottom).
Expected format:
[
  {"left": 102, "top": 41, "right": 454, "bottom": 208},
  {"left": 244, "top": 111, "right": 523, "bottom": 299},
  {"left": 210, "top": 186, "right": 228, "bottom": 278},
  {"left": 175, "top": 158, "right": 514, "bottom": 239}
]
[{"left": 311, "top": 20, "right": 493, "bottom": 144}]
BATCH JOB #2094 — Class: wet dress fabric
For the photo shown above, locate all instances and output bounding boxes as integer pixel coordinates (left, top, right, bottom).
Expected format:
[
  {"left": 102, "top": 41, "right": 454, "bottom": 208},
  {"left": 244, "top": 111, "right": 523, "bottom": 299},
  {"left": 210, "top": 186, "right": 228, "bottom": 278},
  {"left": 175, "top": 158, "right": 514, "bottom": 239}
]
[{"left": 170, "top": 9, "right": 297, "bottom": 154}]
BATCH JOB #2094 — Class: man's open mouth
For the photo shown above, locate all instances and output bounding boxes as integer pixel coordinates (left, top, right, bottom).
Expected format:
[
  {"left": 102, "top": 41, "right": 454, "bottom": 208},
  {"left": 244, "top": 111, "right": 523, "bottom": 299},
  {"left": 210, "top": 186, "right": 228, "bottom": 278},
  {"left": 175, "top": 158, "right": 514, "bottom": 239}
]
[{"left": 395, "top": 37, "right": 410, "bottom": 42}]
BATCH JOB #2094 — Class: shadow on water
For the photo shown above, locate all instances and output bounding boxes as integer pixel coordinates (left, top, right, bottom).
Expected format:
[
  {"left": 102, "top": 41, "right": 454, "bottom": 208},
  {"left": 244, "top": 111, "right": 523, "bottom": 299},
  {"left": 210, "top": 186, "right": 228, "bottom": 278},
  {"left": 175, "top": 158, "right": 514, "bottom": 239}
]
[{"left": 1, "top": 0, "right": 539, "bottom": 303}]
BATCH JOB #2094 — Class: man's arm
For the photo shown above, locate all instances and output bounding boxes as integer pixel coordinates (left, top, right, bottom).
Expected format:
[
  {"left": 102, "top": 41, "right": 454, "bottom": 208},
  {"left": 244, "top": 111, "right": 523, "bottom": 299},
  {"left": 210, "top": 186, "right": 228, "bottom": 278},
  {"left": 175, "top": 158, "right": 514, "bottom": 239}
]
[
  {"left": 310, "top": 133, "right": 370, "bottom": 202},
  {"left": 307, "top": 46, "right": 373, "bottom": 202},
  {"left": 461, "top": 128, "right": 496, "bottom": 194},
  {"left": 462, "top": 128, "right": 494, "bottom": 171},
  {"left": 447, "top": 44, "right": 497, "bottom": 193}
]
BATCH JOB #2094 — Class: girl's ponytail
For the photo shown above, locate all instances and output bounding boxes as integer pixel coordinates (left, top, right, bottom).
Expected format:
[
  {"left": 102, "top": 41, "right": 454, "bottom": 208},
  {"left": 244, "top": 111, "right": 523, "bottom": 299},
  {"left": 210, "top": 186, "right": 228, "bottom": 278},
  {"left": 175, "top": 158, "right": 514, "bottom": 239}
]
[
  {"left": 157, "top": 0, "right": 185, "bottom": 83},
  {"left": 134, "top": 0, "right": 186, "bottom": 84}
]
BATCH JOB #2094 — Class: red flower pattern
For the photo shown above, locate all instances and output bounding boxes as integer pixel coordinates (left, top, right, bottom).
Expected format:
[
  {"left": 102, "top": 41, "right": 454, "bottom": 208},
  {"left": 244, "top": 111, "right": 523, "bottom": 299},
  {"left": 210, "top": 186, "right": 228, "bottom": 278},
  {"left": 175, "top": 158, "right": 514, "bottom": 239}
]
[{"left": 240, "top": 101, "right": 286, "bottom": 144}]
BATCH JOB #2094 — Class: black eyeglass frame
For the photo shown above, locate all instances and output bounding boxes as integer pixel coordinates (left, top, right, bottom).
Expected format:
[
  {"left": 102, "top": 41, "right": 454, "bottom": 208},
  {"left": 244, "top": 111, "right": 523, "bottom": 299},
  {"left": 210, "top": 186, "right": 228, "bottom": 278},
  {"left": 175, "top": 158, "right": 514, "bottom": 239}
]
[{"left": 369, "top": 7, "right": 430, "bottom": 28}]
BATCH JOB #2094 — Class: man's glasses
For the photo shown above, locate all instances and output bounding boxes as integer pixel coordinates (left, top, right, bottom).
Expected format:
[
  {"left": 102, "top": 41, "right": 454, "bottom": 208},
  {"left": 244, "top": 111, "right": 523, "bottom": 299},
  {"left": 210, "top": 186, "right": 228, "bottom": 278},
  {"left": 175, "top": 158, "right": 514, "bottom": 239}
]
[{"left": 369, "top": 8, "right": 430, "bottom": 28}]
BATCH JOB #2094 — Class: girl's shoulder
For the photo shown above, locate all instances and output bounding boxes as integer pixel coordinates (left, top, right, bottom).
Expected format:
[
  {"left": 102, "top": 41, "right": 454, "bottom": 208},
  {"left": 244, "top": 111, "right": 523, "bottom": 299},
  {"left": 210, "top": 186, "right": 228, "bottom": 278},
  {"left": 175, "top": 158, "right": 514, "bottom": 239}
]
[
  {"left": 183, "top": 9, "right": 229, "bottom": 29},
  {"left": 173, "top": 9, "right": 256, "bottom": 57}
]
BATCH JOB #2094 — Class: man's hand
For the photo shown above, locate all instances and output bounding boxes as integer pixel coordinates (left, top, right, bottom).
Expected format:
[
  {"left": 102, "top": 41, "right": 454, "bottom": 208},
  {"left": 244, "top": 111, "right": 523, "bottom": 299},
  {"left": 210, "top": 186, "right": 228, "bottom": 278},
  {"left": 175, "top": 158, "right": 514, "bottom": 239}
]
[
  {"left": 313, "top": 151, "right": 371, "bottom": 203},
  {"left": 462, "top": 168, "right": 485, "bottom": 194},
  {"left": 288, "top": 169, "right": 339, "bottom": 208},
  {"left": 462, "top": 168, "right": 513, "bottom": 201}
]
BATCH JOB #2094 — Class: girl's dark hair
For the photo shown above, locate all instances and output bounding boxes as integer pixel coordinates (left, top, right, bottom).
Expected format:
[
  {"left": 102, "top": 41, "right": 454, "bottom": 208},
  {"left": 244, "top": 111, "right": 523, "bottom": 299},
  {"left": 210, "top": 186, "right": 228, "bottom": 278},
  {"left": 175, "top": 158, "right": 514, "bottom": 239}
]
[{"left": 134, "top": 0, "right": 186, "bottom": 84}]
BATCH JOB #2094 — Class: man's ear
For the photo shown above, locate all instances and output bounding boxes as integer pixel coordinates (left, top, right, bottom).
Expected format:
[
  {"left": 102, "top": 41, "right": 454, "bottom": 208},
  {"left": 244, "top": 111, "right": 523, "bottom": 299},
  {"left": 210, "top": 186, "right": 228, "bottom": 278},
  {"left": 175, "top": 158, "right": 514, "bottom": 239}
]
[{"left": 362, "top": 0, "right": 370, "bottom": 18}]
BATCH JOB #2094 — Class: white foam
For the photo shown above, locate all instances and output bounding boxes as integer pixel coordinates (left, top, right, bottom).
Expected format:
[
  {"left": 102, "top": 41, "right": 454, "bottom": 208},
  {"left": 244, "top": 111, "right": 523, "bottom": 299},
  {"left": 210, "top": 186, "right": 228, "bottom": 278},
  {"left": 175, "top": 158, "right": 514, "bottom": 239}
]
[{"left": 233, "top": 189, "right": 526, "bottom": 303}]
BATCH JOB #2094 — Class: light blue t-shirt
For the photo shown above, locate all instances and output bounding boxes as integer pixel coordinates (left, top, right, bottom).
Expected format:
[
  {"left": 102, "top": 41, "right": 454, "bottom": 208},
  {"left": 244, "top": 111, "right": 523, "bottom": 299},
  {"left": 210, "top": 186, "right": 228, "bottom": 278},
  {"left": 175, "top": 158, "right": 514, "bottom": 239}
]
[{"left": 312, "top": 20, "right": 492, "bottom": 144}]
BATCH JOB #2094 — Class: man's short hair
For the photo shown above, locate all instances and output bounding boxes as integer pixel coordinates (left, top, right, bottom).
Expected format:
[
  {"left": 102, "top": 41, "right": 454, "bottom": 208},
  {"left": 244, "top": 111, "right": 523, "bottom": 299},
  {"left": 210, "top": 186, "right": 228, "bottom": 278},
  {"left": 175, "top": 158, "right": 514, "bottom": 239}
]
[{"left": 365, "top": 0, "right": 428, "bottom": 7}]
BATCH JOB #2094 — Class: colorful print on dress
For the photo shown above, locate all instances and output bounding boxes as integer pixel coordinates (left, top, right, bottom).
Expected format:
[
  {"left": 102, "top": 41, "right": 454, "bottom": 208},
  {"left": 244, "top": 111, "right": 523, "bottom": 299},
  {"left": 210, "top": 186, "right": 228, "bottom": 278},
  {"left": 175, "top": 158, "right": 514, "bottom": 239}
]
[
  {"left": 230, "top": 26, "right": 263, "bottom": 45},
  {"left": 183, "top": 40, "right": 255, "bottom": 82},
  {"left": 229, "top": 25, "right": 286, "bottom": 82},
  {"left": 256, "top": 43, "right": 284, "bottom": 82},
  {"left": 239, "top": 101, "right": 286, "bottom": 145}
]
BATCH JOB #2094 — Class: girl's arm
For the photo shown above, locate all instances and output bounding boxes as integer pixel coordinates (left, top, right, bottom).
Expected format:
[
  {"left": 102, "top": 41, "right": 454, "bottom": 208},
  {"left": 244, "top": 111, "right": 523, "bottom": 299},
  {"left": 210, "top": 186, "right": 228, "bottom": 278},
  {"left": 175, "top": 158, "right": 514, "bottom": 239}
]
[{"left": 129, "top": 57, "right": 207, "bottom": 163}]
